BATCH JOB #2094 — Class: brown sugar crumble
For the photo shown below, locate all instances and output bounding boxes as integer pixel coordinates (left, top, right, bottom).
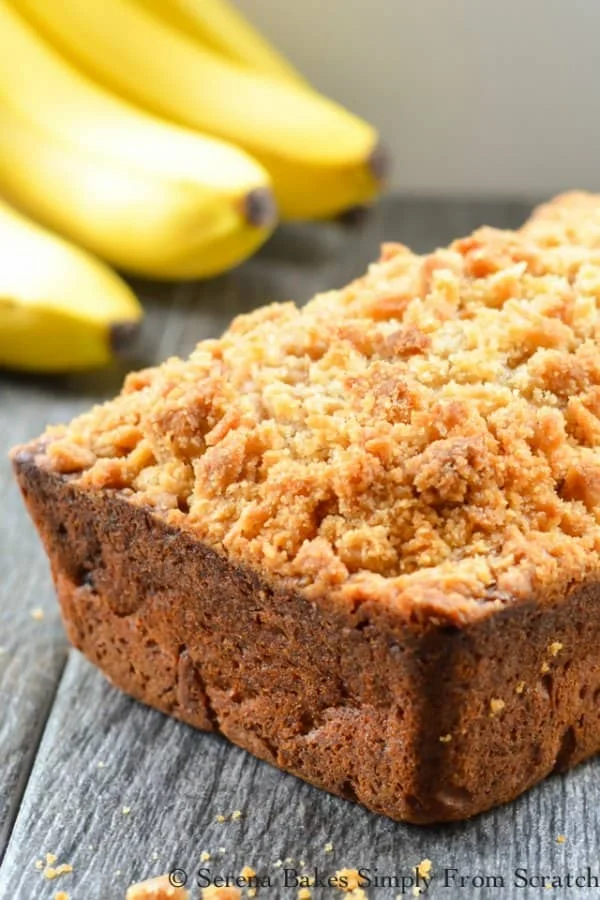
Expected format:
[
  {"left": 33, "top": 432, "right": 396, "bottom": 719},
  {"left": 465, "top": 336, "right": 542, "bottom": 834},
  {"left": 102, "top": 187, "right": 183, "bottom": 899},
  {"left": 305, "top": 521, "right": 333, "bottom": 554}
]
[
  {"left": 38, "top": 192, "right": 600, "bottom": 625},
  {"left": 126, "top": 875, "right": 189, "bottom": 899}
]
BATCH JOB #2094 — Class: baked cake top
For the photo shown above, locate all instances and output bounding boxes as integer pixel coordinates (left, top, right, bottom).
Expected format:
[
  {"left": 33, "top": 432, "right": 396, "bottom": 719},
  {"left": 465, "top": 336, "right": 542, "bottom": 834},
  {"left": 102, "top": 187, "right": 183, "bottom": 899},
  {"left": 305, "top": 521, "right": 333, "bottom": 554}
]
[{"left": 37, "top": 193, "right": 600, "bottom": 623}]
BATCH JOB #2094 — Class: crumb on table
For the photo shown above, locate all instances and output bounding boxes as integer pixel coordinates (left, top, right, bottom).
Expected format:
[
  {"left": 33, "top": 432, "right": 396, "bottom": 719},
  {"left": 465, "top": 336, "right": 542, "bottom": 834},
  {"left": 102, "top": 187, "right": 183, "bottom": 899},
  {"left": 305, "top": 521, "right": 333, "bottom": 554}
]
[
  {"left": 201, "top": 887, "right": 242, "bottom": 899},
  {"left": 126, "top": 874, "right": 189, "bottom": 899},
  {"left": 335, "top": 869, "right": 363, "bottom": 892},
  {"left": 42, "top": 863, "right": 73, "bottom": 881}
]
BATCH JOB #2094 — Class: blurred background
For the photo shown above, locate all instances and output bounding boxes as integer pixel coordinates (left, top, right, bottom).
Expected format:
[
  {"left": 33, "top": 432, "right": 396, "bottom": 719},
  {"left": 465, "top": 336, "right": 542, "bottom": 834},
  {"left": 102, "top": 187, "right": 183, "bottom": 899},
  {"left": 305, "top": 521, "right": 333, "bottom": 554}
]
[{"left": 238, "top": 0, "right": 599, "bottom": 196}]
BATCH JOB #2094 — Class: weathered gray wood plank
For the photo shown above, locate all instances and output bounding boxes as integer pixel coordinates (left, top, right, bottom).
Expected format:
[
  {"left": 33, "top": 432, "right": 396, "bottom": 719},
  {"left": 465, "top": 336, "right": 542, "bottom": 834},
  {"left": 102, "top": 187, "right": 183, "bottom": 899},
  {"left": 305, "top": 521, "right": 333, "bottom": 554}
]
[{"left": 6, "top": 197, "right": 585, "bottom": 900}]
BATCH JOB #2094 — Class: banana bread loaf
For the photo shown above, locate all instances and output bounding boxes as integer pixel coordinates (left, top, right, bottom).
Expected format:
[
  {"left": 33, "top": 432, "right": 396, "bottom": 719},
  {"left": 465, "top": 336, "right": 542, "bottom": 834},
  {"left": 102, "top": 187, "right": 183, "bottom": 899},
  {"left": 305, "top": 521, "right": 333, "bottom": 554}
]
[{"left": 13, "top": 192, "right": 600, "bottom": 823}]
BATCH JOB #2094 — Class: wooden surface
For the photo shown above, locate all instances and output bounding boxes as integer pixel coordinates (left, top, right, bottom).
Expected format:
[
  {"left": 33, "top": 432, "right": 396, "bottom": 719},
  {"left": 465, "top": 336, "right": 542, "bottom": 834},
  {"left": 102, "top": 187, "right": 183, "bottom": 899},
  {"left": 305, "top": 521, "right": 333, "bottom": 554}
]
[{"left": 2, "top": 197, "right": 597, "bottom": 900}]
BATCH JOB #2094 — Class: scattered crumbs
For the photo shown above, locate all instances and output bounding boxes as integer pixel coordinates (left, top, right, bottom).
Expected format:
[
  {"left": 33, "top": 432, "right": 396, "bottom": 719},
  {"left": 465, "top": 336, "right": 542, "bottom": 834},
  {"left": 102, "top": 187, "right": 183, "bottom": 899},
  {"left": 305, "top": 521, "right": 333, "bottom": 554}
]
[
  {"left": 515, "top": 681, "right": 526, "bottom": 694},
  {"left": 300, "top": 859, "right": 306, "bottom": 867},
  {"left": 46, "top": 853, "right": 58, "bottom": 866},
  {"left": 549, "top": 641, "right": 564, "bottom": 657},
  {"left": 540, "top": 661, "right": 551, "bottom": 674},
  {"left": 54, "top": 892, "right": 70, "bottom": 900},
  {"left": 122, "top": 806, "right": 131, "bottom": 816},
  {"left": 557, "top": 834, "right": 566, "bottom": 844},
  {"left": 324, "top": 843, "right": 333, "bottom": 854},
  {"left": 201, "top": 887, "right": 241, "bottom": 899},
  {"left": 89, "top": 846, "right": 95, "bottom": 852},
  {"left": 273, "top": 860, "right": 283, "bottom": 869},
  {"left": 298, "top": 889, "right": 311, "bottom": 900},
  {"left": 334, "top": 868, "right": 362, "bottom": 891},
  {"left": 43, "top": 864, "right": 73, "bottom": 881},
  {"left": 231, "top": 810, "right": 243, "bottom": 821},
  {"left": 285, "top": 858, "right": 294, "bottom": 865},
  {"left": 411, "top": 859, "right": 432, "bottom": 896},
  {"left": 439, "top": 733, "right": 452, "bottom": 743},
  {"left": 30, "top": 607, "right": 45, "bottom": 621},
  {"left": 415, "top": 859, "right": 432, "bottom": 879},
  {"left": 248, "top": 889, "right": 257, "bottom": 899},
  {"left": 200, "top": 851, "right": 211, "bottom": 862},
  {"left": 489, "top": 698, "right": 505, "bottom": 717},
  {"left": 215, "top": 815, "right": 227, "bottom": 824},
  {"left": 151, "top": 852, "right": 159, "bottom": 861},
  {"left": 240, "top": 866, "right": 255, "bottom": 880},
  {"left": 97, "top": 761, "right": 106, "bottom": 769},
  {"left": 34, "top": 860, "right": 44, "bottom": 871},
  {"left": 126, "top": 874, "right": 189, "bottom": 899},
  {"left": 218, "top": 848, "right": 226, "bottom": 855},
  {"left": 116, "top": 870, "right": 122, "bottom": 877}
]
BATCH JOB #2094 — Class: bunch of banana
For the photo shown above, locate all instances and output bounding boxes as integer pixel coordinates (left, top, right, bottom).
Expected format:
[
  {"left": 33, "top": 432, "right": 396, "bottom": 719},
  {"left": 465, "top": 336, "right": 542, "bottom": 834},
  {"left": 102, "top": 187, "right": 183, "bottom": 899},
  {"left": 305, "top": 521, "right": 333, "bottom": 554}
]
[
  {"left": 0, "top": 0, "right": 276, "bottom": 280},
  {"left": 142, "top": 0, "right": 307, "bottom": 86},
  {"left": 0, "top": 0, "right": 387, "bottom": 373},
  {"left": 8, "top": 0, "right": 388, "bottom": 220},
  {"left": 0, "top": 197, "right": 142, "bottom": 371}
]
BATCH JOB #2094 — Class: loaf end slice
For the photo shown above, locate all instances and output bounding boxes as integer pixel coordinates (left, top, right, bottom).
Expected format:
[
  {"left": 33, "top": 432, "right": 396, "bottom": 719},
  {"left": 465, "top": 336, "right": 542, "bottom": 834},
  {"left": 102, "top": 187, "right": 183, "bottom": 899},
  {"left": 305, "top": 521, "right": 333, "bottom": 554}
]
[{"left": 13, "top": 444, "right": 600, "bottom": 824}]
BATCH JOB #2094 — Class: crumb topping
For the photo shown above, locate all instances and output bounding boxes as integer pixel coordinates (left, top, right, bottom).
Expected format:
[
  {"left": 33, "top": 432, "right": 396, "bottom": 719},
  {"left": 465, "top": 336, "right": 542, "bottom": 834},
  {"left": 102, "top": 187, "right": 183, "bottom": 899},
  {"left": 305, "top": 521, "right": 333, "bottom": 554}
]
[{"left": 39, "top": 192, "right": 600, "bottom": 623}]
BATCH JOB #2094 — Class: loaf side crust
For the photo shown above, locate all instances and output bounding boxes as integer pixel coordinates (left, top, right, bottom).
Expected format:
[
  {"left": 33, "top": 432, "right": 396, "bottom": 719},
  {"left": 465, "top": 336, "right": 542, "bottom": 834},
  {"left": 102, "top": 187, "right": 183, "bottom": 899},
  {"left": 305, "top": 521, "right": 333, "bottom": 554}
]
[{"left": 14, "top": 447, "right": 600, "bottom": 824}]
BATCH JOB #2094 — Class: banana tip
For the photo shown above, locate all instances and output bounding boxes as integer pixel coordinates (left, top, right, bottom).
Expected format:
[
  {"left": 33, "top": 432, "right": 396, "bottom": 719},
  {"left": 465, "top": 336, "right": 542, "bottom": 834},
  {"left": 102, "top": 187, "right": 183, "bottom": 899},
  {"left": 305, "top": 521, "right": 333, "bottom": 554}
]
[
  {"left": 244, "top": 187, "right": 278, "bottom": 229},
  {"left": 336, "top": 205, "right": 372, "bottom": 228},
  {"left": 368, "top": 142, "right": 391, "bottom": 183},
  {"left": 110, "top": 320, "right": 141, "bottom": 356}
]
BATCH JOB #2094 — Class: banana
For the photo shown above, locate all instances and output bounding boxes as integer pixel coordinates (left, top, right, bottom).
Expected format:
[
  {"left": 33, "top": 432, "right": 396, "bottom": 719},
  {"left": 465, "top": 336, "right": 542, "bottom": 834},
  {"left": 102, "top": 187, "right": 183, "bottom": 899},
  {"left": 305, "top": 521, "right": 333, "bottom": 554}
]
[
  {"left": 0, "top": 197, "right": 141, "bottom": 372},
  {"left": 0, "top": 2, "right": 276, "bottom": 280},
  {"left": 140, "top": 0, "right": 306, "bottom": 87},
  {"left": 9, "top": 0, "right": 388, "bottom": 220}
]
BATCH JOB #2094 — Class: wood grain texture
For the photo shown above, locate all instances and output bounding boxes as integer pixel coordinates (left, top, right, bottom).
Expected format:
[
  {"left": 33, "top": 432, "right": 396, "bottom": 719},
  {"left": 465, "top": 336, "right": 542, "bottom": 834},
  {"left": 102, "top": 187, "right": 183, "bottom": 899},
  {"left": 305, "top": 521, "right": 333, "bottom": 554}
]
[{"left": 4, "top": 197, "right": 597, "bottom": 899}]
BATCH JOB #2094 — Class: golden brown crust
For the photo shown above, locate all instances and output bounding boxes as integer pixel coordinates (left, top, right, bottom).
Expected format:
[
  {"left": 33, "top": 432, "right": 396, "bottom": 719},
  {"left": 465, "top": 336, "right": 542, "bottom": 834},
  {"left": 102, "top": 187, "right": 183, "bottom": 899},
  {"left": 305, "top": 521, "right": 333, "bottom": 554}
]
[{"left": 26, "top": 193, "right": 600, "bottom": 624}]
